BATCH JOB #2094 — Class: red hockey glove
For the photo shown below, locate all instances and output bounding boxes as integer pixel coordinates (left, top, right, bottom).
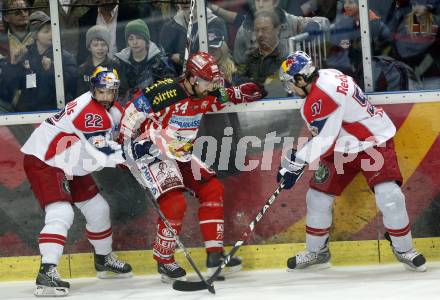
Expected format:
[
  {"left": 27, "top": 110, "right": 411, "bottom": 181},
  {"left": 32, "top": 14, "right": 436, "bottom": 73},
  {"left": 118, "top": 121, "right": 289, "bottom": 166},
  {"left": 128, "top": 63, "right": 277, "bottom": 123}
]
[{"left": 225, "top": 82, "right": 265, "bottom": 104}]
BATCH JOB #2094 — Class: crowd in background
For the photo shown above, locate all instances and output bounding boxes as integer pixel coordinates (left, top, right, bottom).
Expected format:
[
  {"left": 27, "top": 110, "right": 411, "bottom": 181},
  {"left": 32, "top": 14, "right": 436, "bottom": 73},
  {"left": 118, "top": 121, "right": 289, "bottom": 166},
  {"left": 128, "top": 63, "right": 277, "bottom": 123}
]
[{"left": 0, "top": 0, "right": 439, "bottom": 112}]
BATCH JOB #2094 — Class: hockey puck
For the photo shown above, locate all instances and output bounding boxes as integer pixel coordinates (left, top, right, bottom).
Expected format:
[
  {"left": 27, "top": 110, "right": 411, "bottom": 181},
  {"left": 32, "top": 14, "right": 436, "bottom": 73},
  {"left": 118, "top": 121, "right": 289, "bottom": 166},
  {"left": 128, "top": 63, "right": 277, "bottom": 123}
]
[{"left": 215, "top": 275, "right": 225, "bottom": 281}]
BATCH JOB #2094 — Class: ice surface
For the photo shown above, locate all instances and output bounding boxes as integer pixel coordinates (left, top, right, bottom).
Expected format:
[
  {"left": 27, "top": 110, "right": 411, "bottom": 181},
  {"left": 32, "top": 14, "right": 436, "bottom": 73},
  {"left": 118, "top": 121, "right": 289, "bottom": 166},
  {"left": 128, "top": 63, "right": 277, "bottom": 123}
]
[{"left": 3, "top": 262, "right": 440, "bottom": 300}]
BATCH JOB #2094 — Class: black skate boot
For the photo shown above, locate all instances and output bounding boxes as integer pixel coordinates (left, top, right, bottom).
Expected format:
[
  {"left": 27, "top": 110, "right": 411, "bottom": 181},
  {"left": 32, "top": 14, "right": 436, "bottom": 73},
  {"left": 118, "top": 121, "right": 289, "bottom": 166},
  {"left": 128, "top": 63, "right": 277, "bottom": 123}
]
[
  {"left": 287, "top": 240, "right": 331, "bottom": 271},
  {"left": 206, "top": 251, "right": 242, "bottom": 277},
  {"left": 384, "top": 232, "right": 426, "bottom": 272},
  {"left": 34, "top": 263, "right": 70, "bottom": 297},
  {"left": 157, "top": 261, "right": 187, "bottom": 283},
  {"left": 94, "top": 252, "right": 133, "bottom": 279}
]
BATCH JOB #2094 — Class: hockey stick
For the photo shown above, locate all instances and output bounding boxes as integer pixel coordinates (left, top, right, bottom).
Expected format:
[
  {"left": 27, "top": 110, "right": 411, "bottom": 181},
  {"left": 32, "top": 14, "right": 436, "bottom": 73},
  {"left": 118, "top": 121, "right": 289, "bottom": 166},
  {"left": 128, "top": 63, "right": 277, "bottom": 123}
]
[
  {"left": 172, "top": 178, "right": 286, "bottom": 292},
  {"left": 126, "top": 158, "right": 215, "bottom": 294},
  {"left": 182, "top": 0, "right": 196, "bottom": 74}
]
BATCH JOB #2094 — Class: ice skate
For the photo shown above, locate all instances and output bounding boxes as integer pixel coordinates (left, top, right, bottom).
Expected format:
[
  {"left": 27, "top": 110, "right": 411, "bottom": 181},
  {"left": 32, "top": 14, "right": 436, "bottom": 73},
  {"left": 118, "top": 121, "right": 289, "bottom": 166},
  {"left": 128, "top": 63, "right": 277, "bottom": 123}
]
[
  {"left": 287, "top": 244, "right": 331, "bottom": 271},
  {"left": 158, "top": 261, "right": 187, "bottom": 283},
  {"left": 94, "top": 252, "right": 133, "bottom": 279},
  {"left": 34, "top": 263, "right": 70, "bottom": 297},
  {"left": 206, "top": 251, "right": 242, "bottom": 277},
  {"left": 385, "top": 232, "right": 426, "bottom": 272}
]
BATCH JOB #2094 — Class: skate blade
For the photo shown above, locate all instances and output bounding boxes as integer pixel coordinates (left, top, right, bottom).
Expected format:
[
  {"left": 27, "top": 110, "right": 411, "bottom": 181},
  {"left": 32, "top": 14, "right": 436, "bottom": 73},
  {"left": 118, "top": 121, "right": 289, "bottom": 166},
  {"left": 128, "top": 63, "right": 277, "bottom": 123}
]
[
  {"left": 97, "top": 271, "right": 133, "bottom": 279},
  {"left": 287, "top": 262, "right": 331, "bottom": 272},
  {"left": 160, "top": 274, "right": 187, "bottom": 284},
  {"left": 403, "top": 263, "right": 427, "bottom": 272},
  {"left": 34, "top": 285, "right": 69, "bottom": 297}
]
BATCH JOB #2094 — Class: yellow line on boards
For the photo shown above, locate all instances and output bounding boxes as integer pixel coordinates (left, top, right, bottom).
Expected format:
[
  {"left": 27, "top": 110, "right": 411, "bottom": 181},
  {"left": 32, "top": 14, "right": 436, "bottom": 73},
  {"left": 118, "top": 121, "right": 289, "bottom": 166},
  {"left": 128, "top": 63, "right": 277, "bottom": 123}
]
[{"left": 2, "top": 237, "right": 440, "bottom": 281}]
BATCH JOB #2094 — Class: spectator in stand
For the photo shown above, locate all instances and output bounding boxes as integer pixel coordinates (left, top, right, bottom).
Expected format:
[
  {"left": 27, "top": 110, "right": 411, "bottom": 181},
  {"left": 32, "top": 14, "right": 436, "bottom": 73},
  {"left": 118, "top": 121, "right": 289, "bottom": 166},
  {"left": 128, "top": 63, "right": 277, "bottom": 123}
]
[
  {"left": 207, "top": 28, "right": 237, "bottom": 85},
  {"left": 0, "top": 0, "right": 33, "bottom": 65},
  {"left": 279, "top": 0, "right": 339, "bottom": 22},
  {"left": 327, "top": 0, "right": 419, "bottom": 91},
  {"left": 77, "top": 25, "right": 119, "bottom": 95},
  {"left": 12, "top": 11, "right": 77, "bottom": 111},
  {"left": 389, "top": 0, "right": 440, "bottom": 88},
  {"left": 236, "top": 10, "right": 286, "bottom": 97},
  {"left": 386, "top": 0, "right": 413, "bottom": 33},
  {"left": 138, "top": 1, "right": 176, "bottom": 46},
  {"left": 115, "top": 19, "right": 176, "bottom": 105},
  {"left": 0, "top": 53, "right": 18, "bottom": 112},
  {"left": 326, "top": 0, "right": 391, "bottom": 82},
  {"left": 208, "top": 0, "right": 250, "bottom": 49},
  {"left": 233, "top": 0, "right": 329, "bottom": 64},
  {"left": 159, "top": 2, "right": 227, "bottom": 74},
  {"left": 78, "top": 0, "right": 140, "bottom": 64},
  {"left": 33, "top": 0, "right": 90, "bottom": 59}
]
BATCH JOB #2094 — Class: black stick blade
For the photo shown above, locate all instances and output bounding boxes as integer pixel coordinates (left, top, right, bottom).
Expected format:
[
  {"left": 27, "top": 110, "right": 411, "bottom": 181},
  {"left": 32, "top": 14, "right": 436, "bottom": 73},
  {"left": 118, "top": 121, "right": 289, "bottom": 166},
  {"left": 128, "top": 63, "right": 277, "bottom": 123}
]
[{"left": 172, "top": 280, "right": 215, "bottom": 294}]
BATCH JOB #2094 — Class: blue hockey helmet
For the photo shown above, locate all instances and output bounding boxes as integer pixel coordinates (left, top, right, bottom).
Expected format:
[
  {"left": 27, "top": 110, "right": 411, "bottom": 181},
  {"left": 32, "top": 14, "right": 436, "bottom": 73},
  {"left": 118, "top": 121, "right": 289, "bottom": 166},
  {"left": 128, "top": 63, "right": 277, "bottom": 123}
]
[
  {"left": 279, "top": 51, "right": 317, "bottom": 85},
  {"left": 90, "top": 67, "right": 120, "bottom": 108},
  {"left": 90, "top": 66, "right": 120, "bottom": 90}
]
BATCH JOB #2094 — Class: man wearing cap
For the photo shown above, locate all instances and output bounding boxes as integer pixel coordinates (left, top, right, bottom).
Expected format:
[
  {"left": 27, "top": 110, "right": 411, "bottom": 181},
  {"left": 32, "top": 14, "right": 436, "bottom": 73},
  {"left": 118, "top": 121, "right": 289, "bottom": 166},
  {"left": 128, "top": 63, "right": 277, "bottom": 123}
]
[
  {"left": 10, "top": 10, "right": 77, "bottom": 111},
  {"left": 114, "top": 19, "right": 176, "bottom": 105},
  {"left": 77, "top": 25, "right": 119, "bottom": 94}
]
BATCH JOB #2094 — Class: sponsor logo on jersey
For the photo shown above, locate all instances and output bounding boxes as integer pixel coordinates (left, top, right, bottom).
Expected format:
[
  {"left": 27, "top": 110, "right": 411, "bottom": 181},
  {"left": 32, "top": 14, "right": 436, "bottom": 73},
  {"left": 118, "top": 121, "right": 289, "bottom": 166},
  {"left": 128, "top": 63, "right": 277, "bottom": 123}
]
[
  {"left": 168, "top": 115, "right": 202, "bottom": 129},
  {"left": 152, "top": 89, "right": 178, "bottom": 105},
  {"left": 144, "top": 78, "right": 174, "bottom": 93},
  {"left": 313, "top": 163, "right": 330, "bottom": 184},
  {"left": 145, "top": 79, "right": 187, "bottom": 113},
  {"left": 336, "top": 74, "right": 350, "bottom": 96},
  {"left": 161, "top": 227, "right": 177, "bottom": 238},
  {"left": 140, "top": 165, "right": 159, "bottom": 197},
  {"left": 134, "top": 94, "right": 151, "bottom": 113}
]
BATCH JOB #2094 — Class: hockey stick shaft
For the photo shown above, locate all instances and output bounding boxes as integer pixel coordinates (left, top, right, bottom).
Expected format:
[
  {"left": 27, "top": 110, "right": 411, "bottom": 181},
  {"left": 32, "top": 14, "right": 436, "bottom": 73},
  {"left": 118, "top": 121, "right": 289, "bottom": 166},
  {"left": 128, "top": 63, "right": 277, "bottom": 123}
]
[
  {"left": 126, "top": 159, "right": 215, "bottom": 294},
  {"left": 182, "top": 0, "right": 196, "bottom": 74},
  {"left": 173, "top": 178, "right": 286, "bottom": 291}
]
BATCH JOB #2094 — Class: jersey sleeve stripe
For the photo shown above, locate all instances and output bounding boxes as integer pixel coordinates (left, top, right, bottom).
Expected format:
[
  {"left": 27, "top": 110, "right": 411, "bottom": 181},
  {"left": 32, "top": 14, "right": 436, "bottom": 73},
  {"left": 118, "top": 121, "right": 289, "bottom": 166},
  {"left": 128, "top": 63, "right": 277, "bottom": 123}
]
[
  {"left": 342, "top": 121, "right": 376, "bottom": 142},
  {"left": 44, "top": 132, "right": 80, "bottom": 161}
]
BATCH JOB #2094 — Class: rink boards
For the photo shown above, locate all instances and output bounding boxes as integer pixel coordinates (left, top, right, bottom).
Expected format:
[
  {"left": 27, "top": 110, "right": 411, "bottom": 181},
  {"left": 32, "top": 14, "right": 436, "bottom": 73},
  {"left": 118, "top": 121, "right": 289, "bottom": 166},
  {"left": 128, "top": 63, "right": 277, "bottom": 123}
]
[{"left": 2, "top": 237, "right": 440, "bottom": 281}]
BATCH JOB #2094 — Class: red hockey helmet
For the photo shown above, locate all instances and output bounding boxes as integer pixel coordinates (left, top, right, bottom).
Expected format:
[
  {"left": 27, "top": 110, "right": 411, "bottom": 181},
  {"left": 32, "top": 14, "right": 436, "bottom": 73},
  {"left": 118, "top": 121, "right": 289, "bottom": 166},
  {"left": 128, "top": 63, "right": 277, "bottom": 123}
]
[{"left": 185, "top": 51, "right": 222, "bottom": 83}]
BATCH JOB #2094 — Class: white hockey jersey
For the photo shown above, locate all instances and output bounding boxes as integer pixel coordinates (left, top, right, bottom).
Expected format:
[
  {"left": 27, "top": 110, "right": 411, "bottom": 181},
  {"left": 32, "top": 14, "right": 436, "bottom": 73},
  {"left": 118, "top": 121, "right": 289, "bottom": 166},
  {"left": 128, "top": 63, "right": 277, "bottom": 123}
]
[
  {"left": 21, "top": 92, "right": 125, "bottom": 176},
  {"left": 296, "top": 69, "right": 396, "bottom": 164}
]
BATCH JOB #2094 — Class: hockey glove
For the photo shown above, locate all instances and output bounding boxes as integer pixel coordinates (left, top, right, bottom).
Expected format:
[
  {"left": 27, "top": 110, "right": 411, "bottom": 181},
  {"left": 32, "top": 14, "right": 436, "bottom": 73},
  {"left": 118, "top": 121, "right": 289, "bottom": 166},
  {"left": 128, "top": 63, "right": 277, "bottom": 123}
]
[
  {"left": 225, "top": 82, "right": 265, "bottom": 103},
  {"left": 277, "top": 150, "right": 307, "bottom": 189},
  {"left": 122, "top": 139, "right": 160, "bottom": 161}
]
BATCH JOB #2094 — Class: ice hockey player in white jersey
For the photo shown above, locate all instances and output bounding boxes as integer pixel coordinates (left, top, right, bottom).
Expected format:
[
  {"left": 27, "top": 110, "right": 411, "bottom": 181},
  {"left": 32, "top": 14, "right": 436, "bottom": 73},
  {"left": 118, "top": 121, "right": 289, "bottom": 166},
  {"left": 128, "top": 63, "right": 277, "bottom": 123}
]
[
  {"left": 277, "top": 51, "right": 426, "bottom": 272},
  {"left": 21, "top": 67, "right": 153, "bottom": 297}
]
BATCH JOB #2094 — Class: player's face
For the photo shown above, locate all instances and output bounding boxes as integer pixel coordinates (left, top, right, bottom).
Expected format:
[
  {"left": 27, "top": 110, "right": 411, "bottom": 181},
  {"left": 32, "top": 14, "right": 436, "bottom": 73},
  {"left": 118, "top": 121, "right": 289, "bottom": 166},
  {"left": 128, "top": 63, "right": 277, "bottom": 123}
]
[
  {"left": 193, "top": 77, "right": 215, "bottom": 97},
  {"left": 94, "top": 88, "right": 116, "bottom": 109},
  {"left": 282, "top": 77, "right": 307, "bottom": 98}
]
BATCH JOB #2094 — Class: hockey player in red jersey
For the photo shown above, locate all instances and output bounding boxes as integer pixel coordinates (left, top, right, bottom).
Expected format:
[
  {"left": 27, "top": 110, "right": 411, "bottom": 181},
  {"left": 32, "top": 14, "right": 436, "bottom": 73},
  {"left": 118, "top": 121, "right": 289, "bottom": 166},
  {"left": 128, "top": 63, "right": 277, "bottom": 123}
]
[
  {"left": 277, "top": 51, "right": 426, "bottom": 272},
  {"left": 21, "top": 67, "right": 153, "bottom": 296},
  {"left": 120, "top": 51, "right": 264, "bottom": 283}
]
